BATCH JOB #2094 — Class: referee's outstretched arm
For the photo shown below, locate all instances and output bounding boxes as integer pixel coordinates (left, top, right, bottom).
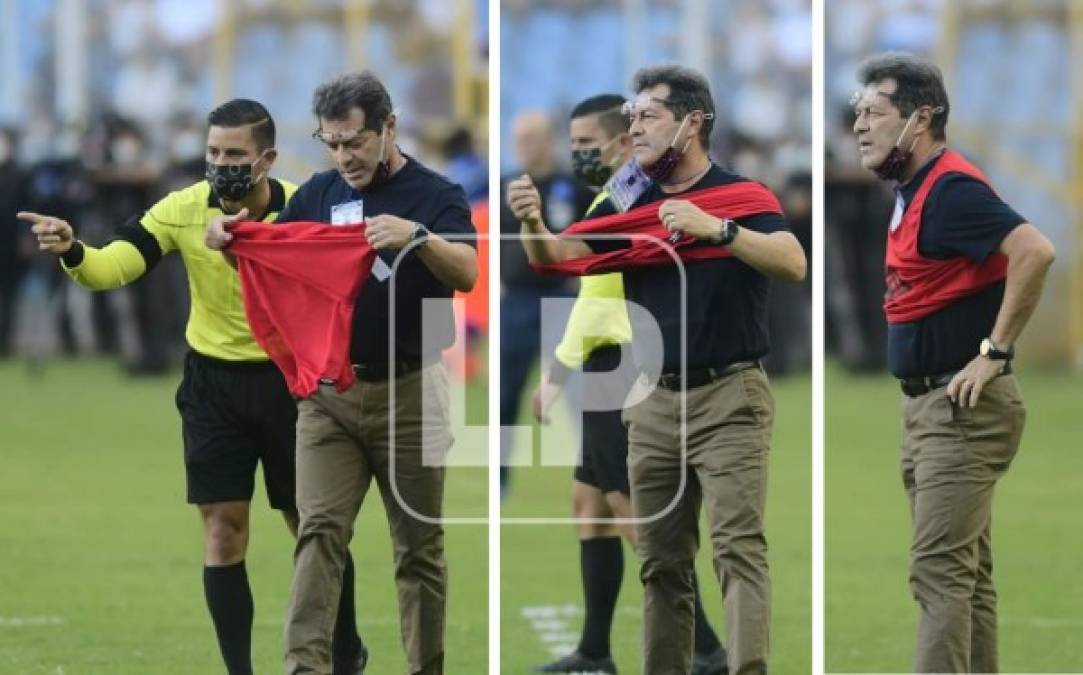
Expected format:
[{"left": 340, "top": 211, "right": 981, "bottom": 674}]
[{"left": 20, "top": 210, "right": 156, "bottom": 290}]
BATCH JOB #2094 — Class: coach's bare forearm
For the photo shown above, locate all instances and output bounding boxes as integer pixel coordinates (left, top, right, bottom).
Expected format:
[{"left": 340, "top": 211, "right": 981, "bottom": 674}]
[
  {"left": 990, "top": 223, "right": 1055, "bottom": 347},
  {"left": 520, "top": 219, "right": 591, "bottom": 264},
  {"left": 728, "top": 228, "right": 807, "bottom": 282},
  {"left": 418, "top": 236, "right": 478, "bottom": 292}
]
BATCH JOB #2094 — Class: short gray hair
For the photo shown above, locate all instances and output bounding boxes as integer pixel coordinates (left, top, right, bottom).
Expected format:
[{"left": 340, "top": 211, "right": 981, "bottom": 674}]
[
  {"left": 631, "top": 64, "right": 715, "bottom": 148},
  {"left": 312, "top": 71, "right": 393, "bottom": 130},
  {"left": 857, "top": 52, "right": 949, "bottom": 141}
]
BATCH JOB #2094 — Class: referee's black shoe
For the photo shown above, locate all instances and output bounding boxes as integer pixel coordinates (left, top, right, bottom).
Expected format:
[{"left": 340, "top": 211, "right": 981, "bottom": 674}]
[
  {"left": 533, "top": 650, "right": 617, "bottom": 673},
  {"left": 332, "top": 641, "right": 369, "bottom": 675},
  {"left": 691, "top": 645, "right": 728, "bottom": 675}
]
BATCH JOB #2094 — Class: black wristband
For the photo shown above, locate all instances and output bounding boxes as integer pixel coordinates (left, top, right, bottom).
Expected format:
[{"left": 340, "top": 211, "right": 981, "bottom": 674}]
[
  {"left": 410, "top": 222, "right": 431, "bottom": 249},
  {"left": 718, "top": 218, "right": 738, "bottom": 246},
  {"left": 61, "top": 240, "right": 85, "bottom": 267}
]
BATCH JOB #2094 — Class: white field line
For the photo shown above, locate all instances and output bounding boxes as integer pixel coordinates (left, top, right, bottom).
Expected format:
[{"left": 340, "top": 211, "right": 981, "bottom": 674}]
[
  {"left": 0, "top": 616, "right": 65, "bottom": 627},
  {"left": 521, "top": 604, "right": 582, "bottom": 657}
]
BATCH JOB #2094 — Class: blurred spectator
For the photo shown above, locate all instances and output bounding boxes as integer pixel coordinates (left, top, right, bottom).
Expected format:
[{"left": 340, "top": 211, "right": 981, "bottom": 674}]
[
  {"left": 20, "top": 119, "right": 96, "bottom": 362},
  {"left": 440, "top": 125, "right": 489, "bottom": 382},
  {"left": 89, "top": 115, "right": 180, "bottom": 374},
  {"left": 825, "top": 106, "right": 893, "bottom": 370},
  {"left": 499, "top": 110, "right": 592, "bottom": 491},
  {"left": 0, "top": 127, "right": 33, "bottom": 356},
  {"left": 766, "top": 170, "right": 813, "bottom": 375},
  {"left": 442, "top": 125, "right": 488, "bottom": 203}
]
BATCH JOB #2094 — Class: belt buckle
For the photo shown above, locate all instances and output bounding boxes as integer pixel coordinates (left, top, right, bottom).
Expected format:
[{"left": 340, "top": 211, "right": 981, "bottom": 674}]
[{"left": 660, "top": 372, "right": 686, "bottom": 390}]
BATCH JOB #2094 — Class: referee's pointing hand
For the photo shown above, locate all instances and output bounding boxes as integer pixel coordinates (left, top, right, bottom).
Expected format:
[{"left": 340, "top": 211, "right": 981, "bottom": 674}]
[
  {"left": 19, "top": 212, "right": 74, "bottom": 255},
  {"left": 205, "top": 208, "right": 248, "bottom": 251}
]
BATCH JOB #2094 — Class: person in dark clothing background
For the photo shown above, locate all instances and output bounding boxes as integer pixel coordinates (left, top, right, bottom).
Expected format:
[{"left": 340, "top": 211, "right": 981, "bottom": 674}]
[
  {"left": 498, "top": 110, "right": 594, "bottom": 493},
  {"left": 0, "top": 126, "right": 33, "bottom": 356}
]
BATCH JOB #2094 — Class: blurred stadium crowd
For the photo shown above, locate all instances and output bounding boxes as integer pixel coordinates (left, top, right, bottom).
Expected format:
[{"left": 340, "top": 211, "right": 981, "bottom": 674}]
[
  {"left": 500, "top": 0, "right": 813, "bottom": 375},
  {"left": 0, "top": 0, "right": 488, "bottom": 375}
]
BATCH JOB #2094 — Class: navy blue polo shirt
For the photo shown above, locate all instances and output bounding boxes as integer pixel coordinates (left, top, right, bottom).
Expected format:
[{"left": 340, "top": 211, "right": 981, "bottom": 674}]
[
  {"left": 585, "top": 164, "right": 790, "bottom": 372},
  {"left": 887, "top": 152, "right": 1025, "bottom": 377},
  {"left": 276, "top": 157, "right": 476, "bottom": 366}
]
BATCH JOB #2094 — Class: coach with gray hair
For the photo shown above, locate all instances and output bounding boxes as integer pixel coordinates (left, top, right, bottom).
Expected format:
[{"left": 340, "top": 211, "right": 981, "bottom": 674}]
[
  {"left": 206, "top": 71, "right": 477, "bottom": 675},
  {"left": 852, "top": 52, "right": 1054, "bottom": 672}
]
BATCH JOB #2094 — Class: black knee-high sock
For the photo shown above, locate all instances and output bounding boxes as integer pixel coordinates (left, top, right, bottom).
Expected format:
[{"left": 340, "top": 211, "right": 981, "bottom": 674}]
[
  {"left": 692, "top": 570, "right": 723, "bottom": 655},
  {"left": 332, "top": 552, "right": 364, "bottom": 665},
  {"left": 203, "top": 561, "right": 254, "bottom": 675},
  {"left": 576, "top": 537, "right": 624, "bottom": 659}
]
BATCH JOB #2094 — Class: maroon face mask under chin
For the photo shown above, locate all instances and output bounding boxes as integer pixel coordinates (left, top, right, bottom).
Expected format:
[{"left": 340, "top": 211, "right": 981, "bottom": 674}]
[
  {"left": 874, "top": 145, "right": 913, "bottom": 181},
  {"left": 640, "top": 115, "right": 694, "bottom": 182},
  {"left": 872, "top": 111, "right": 919, "bottom": 181},
  {"left": 641, "top": 147, "right": 683, "bottom": 181}
]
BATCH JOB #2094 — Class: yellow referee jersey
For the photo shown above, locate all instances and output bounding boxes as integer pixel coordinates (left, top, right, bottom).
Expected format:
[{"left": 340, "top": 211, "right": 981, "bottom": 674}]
[
  {"left": 553, "top": 190, "right": 633, "bottom": 370},
  {"left": 62, "top": 178, "right": 296, "bottom": 361}
]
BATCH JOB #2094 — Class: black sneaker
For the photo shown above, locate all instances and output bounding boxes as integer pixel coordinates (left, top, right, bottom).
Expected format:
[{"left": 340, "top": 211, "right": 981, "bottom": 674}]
[
  {"left": 533, "top": 650, "right": 617, "bottom": 673},
  {"left": 332, "top": 641, "right": 369, "bottom": 675},
  {"left": 691, "top": 645, "right": 728, "bottom": 675}
]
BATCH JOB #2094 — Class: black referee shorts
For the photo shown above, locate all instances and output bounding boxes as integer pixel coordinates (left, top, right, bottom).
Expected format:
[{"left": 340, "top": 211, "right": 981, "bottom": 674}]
[
  {"left": 573, "top": 344, "right": 634, "bottom": 496},
  {"left": 175, "top": 350, "right": 297, "bottom": 511}
]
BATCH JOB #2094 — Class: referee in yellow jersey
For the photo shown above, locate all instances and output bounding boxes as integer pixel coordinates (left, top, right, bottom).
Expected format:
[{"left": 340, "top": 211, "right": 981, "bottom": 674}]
[
  {"left": 524, "top": 94, "right": 726, "bottom": 675},
  {"left": 22, "top": 99, "right": 367, "bottom": 675}
]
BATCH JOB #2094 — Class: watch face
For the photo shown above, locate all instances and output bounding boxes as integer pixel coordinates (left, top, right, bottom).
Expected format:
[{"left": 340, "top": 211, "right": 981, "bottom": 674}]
[{"left": 980, "top": 338, "right": 991, "bottom": 356}]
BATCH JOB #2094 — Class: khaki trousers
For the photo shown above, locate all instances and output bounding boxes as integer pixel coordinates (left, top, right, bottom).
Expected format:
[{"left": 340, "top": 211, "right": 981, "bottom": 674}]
[
  {"left": 901, "top": 375, "right": 1026, "bottom": 674},
  {"left": 627, "top": 367, "right": 774, "bottom": 675},
  {"left": 285, "top": 364, "right": 452, "bottom": 675}
]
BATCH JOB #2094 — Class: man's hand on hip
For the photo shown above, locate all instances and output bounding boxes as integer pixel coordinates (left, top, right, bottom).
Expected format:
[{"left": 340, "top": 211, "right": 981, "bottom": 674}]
[
  {"left": 19, "top": 212, "right": 74, "bottom": 254},
  {"left": 947, "top": 355, "right": 1006, "bottom": 408}
]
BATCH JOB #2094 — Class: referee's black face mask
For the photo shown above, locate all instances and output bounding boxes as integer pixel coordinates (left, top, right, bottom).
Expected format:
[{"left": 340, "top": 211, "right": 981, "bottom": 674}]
[{"left": 206, "top": 151, "right": 268, "bottom": 202}]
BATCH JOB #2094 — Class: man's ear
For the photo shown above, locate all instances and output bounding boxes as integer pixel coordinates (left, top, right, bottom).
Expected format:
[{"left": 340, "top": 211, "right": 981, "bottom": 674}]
[
  {"left": 680, "top": 112, "right": 705, "bottom": 149},
  {"left": 914, "top": 106, "right": 938, "bottom": 136},
  {"left": 261, "top": 148, "right": 278, "bottom": 167}
]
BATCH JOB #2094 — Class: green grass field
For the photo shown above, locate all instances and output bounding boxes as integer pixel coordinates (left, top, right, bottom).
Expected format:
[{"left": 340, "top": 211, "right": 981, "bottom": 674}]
[
  {"left": 826, "top": 362, "right": 1083, "bottom": 673},
  {"left": 501, "top": 373, "right": 811, "bottom": 674},
  {"left": 0, "top": 358, "right": 488, "bottom": 674}
]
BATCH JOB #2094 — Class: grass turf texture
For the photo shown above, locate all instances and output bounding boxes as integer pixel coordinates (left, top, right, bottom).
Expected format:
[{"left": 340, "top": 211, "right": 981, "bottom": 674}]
[
  {"left": 501, "top": 372, "right": 811, "bottom": 674},
  {"left": 0, "top": 358, "right": 488, "bottom": 674},
  {"left": 825, "top": 361, "right": 1083, "bottom": 673}
]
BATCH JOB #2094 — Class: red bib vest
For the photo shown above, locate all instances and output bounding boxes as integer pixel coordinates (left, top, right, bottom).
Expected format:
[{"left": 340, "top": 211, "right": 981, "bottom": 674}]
[
  {"left": 531, "top": 181, "right": 782, "bottom": 277},
  {"left": 230, "top": 221, "right": 377, "bottom": 397},
  {"left": 884, "top": 150, "right": 1008, "bottom": 324}
]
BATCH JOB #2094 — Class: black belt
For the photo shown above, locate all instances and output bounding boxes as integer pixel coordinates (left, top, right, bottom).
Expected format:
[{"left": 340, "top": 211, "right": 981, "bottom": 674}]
[
  {"left": 188, "top": 349, "right": 276, "bottom": 371},
  {"left": 656, "top": 360, "right": 760, "bottom": 391},
  {"left": 351, "top": 360, "right": 426, "bottom": 382},
  {"left": 898, "top": 372, "right": 955, "bottom": 397},
  {"left": 899, "top": 363, "right": 1011, "bottom": 397}
]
